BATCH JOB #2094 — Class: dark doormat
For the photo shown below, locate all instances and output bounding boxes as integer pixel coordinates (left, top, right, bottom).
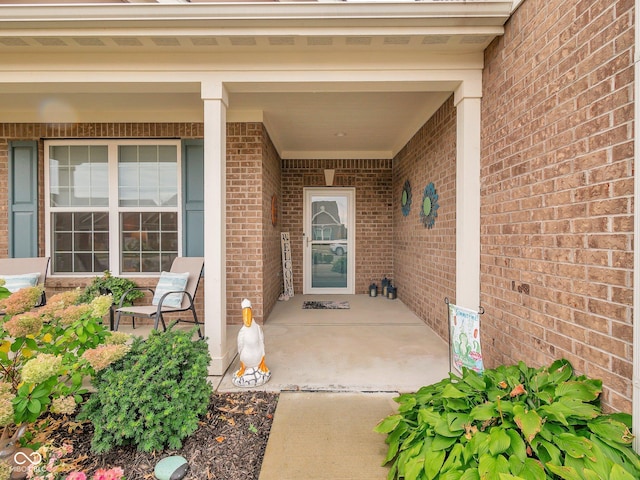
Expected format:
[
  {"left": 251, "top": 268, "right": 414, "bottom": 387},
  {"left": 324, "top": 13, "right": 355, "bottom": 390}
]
[{"left": 302, "top": 300, "right": 350, "bottom": 310}]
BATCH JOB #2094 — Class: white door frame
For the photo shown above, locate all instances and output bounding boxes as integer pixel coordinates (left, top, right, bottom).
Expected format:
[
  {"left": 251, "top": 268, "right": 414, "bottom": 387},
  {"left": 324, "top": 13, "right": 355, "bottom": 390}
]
[{"left": 303, "top": 187, "right": 355, "bottom": 294}]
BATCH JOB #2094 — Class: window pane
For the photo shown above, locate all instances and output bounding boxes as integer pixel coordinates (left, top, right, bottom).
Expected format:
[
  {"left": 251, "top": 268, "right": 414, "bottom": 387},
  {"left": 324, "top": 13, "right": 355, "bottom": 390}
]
[
  {"left": 54, "top": 233, "right": 72, "bottom": 251},
  {"left": 161, "top": 212, "right": 177, "bottom": 230},
  {"left": 161, "top": 232, "right": 178, "bottom": 252},
  {"left": 118, "top": 145, "right": 177, "bottom": 207},
  {"left": 74, "top": 233, "right": 93, "bottom": 252},
  {"left": 122, "top": 233, "right": 140, "bottom": 252},
  {"left": 94, "top": 253, "right": 109, "bottom": 272},
  {"left": 94, "top": 232, "right": 109, "bottom": 251},
  {"left": 121, "top": 253, "right": 140, "bottom": 273},
  {"left": 142, "top": 212, "right": 159, "bottom": 230},
  {"left": 54, "top": 253, "right": 73, "bottom": 273},
  {"left": 141, "top": 253, "right": 160, "bottom": 273},
  {"left": 55, "top": 212, "right": 72, "bottom": 231},
  {"left": 120, "top": 212, "right": 178, "bottom": 273},
  {"left": 51, "top": 212, "right": 109, "bottom": 274},
  {"left": 94, "top": 213, "right": 109, "bottom": 231},
  {"left": 49, "top": 145, "right": 108, "bottom": 207},
  {"left": 161, "top": 254, "right": 175, "bottom": 272},
  {"left": 143, "top": 233, "right": 160, "bottom": 251},
  {"left": 121, "top": 212, "right": 140, "bottom": 231},
  {"left": 74, "top": 212, "right": 93, "bottom": 231},
  {"left": 74, "top": 253, "right": 93, "bottom": 273}
]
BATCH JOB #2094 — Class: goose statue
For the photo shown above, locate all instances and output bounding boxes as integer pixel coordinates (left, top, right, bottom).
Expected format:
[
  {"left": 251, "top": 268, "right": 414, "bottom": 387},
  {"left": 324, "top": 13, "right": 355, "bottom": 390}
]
[{"left": 232, "top": 298, "right": 271, "bottom": 387}]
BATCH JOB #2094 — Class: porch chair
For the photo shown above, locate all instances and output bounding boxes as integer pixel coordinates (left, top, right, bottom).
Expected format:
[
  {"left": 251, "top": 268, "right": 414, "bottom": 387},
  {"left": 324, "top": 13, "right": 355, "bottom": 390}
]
[
  {"left": 0, "top": 257, "right": 50, "bottom": 307},
  {"left": 113, "top": 256, "right": 204, "bottom": 339}
]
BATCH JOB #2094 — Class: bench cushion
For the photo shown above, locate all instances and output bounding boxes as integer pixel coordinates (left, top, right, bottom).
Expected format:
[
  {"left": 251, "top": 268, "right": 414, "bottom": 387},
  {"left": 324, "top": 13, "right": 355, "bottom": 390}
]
[{"left": 0, "top": 272, "right": 40, "bottom": 293}]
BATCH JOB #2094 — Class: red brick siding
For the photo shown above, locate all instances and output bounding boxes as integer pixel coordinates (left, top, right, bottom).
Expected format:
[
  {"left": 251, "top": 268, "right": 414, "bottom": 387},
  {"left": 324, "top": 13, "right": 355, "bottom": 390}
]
[
  {"left": 281, "top": 159, "right": 393, "bottom": 295},
  {"left": 0, "top": 139, "right": 9, "bottom": 257},
  {"left": 481, "top": 0, "right": 634, "bottom": 411},
  {"left": 392, "top": 96, "right": 457, "bottom": 340},
  {"left": 226, "top": 122, "right": 265, "bottom": 324},
  {"left": 261, "top": 127, "right": 283, "bottom": 321}
]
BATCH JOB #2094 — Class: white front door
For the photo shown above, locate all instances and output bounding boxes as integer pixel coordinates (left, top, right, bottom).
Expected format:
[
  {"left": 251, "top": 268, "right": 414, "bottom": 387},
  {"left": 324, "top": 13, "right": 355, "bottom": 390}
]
[{"left": 303, "top": 187, "right": 355, "bottom": 294}]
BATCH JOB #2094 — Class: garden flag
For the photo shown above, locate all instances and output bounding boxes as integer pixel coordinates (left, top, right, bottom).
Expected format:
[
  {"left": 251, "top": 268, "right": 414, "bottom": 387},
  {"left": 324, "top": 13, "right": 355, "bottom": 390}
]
[{"left": 449, "top": 303, "right": 484, "bottom": 374}]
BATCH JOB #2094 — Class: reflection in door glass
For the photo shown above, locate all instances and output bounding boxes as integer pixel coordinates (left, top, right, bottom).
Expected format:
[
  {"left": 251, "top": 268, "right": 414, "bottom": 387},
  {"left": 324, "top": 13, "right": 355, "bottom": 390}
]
[
  {"left": 311, "top": 244, "right": 347, "bottom": 288},
  {"left": 311, "top": 197, "right": 348, "bottom": 241}
]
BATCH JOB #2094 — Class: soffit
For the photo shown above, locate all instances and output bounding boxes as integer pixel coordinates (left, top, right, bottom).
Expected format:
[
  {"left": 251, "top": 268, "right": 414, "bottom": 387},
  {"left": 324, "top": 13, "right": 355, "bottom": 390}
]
[
  {"left": 0, "top": 2, "right": 512, "bottom": 53},
  {"left": 0, "top": 2, "right": 513, "bottom": 159}
]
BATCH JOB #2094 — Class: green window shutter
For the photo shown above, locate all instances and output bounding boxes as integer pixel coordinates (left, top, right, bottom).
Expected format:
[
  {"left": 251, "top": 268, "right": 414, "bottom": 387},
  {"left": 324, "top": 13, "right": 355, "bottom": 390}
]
[
  {"left": 8, "top": 141, "right": 38, "bottom": 258},
  {"left": 182, "top": 140, "right": 204, "bottom": 257}
]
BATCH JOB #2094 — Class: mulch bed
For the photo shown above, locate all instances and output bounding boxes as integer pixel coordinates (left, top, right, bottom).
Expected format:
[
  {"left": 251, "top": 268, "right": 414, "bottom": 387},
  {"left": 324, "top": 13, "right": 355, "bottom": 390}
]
[{"left": 31, "top": 392, "right": 279, "bottom": 480}]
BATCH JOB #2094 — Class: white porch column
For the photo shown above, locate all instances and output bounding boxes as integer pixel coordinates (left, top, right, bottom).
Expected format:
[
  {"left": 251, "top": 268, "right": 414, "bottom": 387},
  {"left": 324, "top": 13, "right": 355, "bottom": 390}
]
[
  {"left": 201, "top": 81, "right": 231, "bottom": 375},
  {"left": 454, "top": 84, "right": 482, "bottom": 311}
]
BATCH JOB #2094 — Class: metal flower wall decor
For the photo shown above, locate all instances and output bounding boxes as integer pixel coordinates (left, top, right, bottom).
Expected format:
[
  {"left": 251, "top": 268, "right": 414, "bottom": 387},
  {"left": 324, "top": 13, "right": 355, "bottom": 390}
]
[
  {"left": 401, "top": 179, "right": 412, "bottom": 217},
  {"left": 420, "top": 182, "right": 439, "bottom": 228}
]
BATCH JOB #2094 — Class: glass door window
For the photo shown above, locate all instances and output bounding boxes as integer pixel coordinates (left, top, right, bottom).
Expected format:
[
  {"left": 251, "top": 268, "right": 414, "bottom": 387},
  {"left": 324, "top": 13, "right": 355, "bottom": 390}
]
[{"left": 303, "top": 188, "right": 355, "bottom": 294}]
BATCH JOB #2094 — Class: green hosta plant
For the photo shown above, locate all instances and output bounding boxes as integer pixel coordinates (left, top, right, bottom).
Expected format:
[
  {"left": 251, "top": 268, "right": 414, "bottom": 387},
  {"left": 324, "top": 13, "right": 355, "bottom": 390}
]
[
  {"left": 375, "top": 360, "right": 640, "bottom": 480},
  {"left": 79, "top": 325, "right": 212, "bottom": 453}
]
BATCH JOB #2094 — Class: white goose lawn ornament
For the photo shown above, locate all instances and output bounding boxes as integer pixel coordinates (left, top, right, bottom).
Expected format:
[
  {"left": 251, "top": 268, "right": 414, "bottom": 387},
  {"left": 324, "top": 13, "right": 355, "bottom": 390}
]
[{"left": 232, "top": 298, "right": 271, "bottom": 387}]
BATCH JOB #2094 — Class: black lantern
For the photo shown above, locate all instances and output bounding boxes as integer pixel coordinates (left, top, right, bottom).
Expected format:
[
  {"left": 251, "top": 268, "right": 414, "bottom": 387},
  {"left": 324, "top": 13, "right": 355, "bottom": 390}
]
[
  {"left": 381, "top": 276, "right": 390, "bottom": 297},
  {"left": 387, "top": 286, "right": 397, "bottom": 300},
  {"left": 369, "top": 283, "right": 378, "bottom": 297}
]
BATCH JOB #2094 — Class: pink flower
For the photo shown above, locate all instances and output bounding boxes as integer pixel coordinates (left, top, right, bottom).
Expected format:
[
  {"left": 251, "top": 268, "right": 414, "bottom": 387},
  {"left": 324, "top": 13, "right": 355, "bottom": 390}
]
[
  {"left": 82, "top": 344, "right": 130, "bottom": 372},
  {"left": 66, "top": 473, "right": 87, "bottom": 480},
  {"left": 93, "top": 468, "right": 125, "bottom": 480},
  {"left": 3, "top": 312, "right": 42, "bottom": 337},
  {"left": 0, "top": 286, "right": 43, "bottom": 316}
]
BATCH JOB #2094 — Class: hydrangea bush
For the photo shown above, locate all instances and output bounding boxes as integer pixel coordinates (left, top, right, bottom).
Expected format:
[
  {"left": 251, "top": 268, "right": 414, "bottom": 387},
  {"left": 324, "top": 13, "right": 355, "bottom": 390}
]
[{"left": 0, "top": 284, "right": 129, "bottom": 428}]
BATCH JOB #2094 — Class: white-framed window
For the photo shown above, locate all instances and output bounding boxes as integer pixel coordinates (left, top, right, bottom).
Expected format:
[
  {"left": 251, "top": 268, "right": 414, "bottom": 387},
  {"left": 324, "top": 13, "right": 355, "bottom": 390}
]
[{"left": 45, "top": 140, "right": 182, "bottom": 275}]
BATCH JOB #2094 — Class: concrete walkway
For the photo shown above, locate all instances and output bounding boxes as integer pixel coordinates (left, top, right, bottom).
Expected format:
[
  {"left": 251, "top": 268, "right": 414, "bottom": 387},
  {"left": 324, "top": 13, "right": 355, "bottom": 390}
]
[
  {"left": 217, "top": 295, "right": 450, "bottom": 480},
  {"left": 259, "top": 392, "right": 398, "bottom": 480}
]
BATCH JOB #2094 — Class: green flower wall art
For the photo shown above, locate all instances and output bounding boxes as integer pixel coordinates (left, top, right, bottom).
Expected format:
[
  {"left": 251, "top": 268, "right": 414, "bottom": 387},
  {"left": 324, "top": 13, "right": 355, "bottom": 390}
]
[
  {"left": 420, "top": 182, "right": 439, "bottom": 228},
  {"left": 401, "top": 179, "right": 412, "bottom": 217}
]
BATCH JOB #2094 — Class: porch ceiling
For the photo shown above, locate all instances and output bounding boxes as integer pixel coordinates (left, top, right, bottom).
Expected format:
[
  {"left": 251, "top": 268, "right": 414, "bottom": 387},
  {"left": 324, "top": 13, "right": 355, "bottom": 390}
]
[{"left": 0, "top": 1, "right": 513, "bottom": 159}]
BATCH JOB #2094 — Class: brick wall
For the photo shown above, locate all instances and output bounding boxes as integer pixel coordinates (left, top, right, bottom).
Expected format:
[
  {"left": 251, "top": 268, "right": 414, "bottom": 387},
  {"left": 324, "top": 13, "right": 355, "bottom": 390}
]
[
  {"left": 261, "top": 126, "right": 282, "bottom": 321},
  {"left": 281, "top": 159, "right": 393, "bottom": 294},
  {"left": 226, "top": 122, "right": 266, "bottom": 324},
  {"left": 392, "top": 96, "right": 457, "bottom": 340},
  {"left": 0, "top": 139, "right": 9, "bottom": 257},
  {"left": 481, "top": 0, "right": 634, "bottom": 411}
]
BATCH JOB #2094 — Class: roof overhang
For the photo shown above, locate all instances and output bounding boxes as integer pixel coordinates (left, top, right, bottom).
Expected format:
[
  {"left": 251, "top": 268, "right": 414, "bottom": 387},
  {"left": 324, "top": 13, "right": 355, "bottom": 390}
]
[
  {"left": 0, "top": 1, "right": 513, "bottom": 53},
  {"left": 0, "top": 1, "right": 514, "bottom": 159}
]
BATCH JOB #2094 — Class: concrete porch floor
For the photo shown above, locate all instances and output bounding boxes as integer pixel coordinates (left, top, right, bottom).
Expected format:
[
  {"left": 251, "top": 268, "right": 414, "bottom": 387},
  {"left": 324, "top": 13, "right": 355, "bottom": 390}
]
[
  {"left": 214, "top": 294, "right": 450, "bottom": 392},
  {"left": 116, "top": 294, "right": 451, "bottom": 391}
]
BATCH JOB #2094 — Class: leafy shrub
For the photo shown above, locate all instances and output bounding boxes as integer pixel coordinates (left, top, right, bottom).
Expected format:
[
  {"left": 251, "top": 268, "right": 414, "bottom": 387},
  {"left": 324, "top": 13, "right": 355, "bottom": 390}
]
[
  {"left": 0, "top": 289, "right": 123, "bottom": 426},
  {"left": 331, "top": 256, "right": 347, "bottom": 273},
  {"left": 77, "top": 271, "right": 144, "bottom": 307},
  {"left": 79, "top": 326, "right": 212, "bottom": 453},
  {"left": 313, "top": 252, "right": 334, "bottom": 264},
  {"left": 375, "top": 359, "right": 640, "bottom": 480}
]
